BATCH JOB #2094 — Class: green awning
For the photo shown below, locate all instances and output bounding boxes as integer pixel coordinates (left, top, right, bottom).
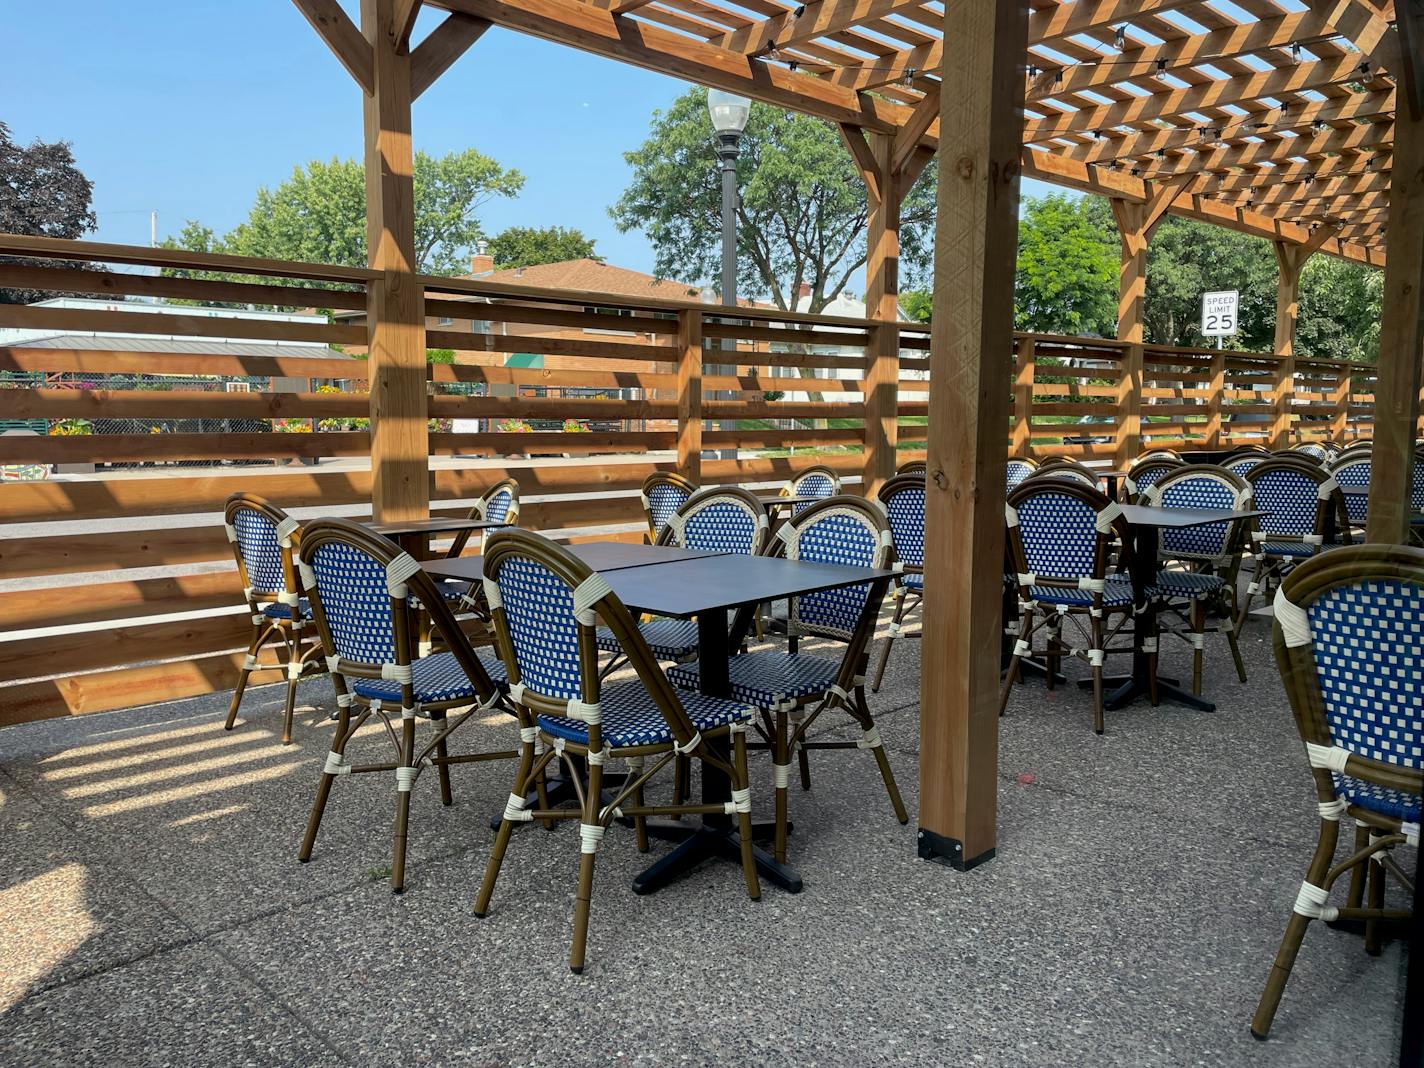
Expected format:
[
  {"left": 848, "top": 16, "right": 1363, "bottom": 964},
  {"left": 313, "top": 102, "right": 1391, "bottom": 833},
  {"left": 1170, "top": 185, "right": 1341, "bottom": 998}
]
[{"left": 504, "top": 353, "right": 544, "bottom": 369}]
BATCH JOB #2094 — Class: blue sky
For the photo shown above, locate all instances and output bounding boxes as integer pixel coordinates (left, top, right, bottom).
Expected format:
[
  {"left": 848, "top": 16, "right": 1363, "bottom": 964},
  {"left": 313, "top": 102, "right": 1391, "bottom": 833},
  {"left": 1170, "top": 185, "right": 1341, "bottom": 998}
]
[{"left": 3, "top": 0, "right": 1055, "bottom": 291}]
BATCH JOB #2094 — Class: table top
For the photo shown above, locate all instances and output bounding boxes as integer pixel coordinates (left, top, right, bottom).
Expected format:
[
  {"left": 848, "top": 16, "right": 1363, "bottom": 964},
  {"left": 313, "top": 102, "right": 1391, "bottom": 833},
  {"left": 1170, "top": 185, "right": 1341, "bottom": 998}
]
[
  {"left": 607, "top": 553, "right": 896, "bottom": 618},
  {"left": 1118, "top": 504, "right": 1265, "bottom": 529},
  {"left": 420, "top": 541, "right": 729, "bottom": 583},
  {"left": 1339, "top": 485, "right": 1369, "bottom": 495},
  {"left": 368, "top": 517, "right": 501, "bottom": 536}
]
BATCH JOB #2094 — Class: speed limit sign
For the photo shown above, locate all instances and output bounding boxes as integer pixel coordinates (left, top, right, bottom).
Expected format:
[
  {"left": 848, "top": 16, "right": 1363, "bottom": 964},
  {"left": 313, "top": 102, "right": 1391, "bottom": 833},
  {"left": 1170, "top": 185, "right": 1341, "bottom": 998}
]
[{"left": 1201, "top": 290, "right": 1239, "bottom": 337}]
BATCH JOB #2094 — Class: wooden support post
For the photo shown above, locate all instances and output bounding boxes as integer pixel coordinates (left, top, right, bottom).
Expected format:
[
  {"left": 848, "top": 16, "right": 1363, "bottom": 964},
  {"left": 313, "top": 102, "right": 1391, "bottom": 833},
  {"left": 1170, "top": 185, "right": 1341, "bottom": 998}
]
[
  {"left": 863, "top": 131, "right": 901, "bottom": 495},
  {"left": 917, "top": 0, "right": 1028, "bottom": 872},
  {"left": 1270, "top": 228, "right": 1337, "bottom": 450},
  {"left": 1367, "top": 16, "right": 1424, "bottom": 543},
  {"left": 363, "top": 0, "right": 429, "bottom": 523},
  {"left": 1011, "top": 335, "right": 1036, "bottom": 457},
  {"left": 1206, "top": 347, "right": 1226, "bottom": 450},
  {"left": 676, "top": 308, "right": 703, "bottom": 482},
  {"left": 1111, "top": 199, "right": 1148, "bottom": 466},
  {"left": 1332, "top": 365, "right": 1352, "bottom": 443}
]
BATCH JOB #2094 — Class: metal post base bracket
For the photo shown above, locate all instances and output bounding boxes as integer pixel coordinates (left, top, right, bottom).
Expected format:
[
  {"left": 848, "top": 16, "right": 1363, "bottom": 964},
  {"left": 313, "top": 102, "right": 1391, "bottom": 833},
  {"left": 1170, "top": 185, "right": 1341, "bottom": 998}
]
[{"left": 918, "top": 827, "right": 996, "bottom": 872}]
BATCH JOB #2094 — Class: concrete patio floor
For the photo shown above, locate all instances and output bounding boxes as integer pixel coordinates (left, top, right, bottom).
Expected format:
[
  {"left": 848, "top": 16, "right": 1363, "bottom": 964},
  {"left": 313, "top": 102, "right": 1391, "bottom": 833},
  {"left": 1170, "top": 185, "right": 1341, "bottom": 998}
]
[{"left": 0, "top": 609, "right": 1410, "bottom": 1067}]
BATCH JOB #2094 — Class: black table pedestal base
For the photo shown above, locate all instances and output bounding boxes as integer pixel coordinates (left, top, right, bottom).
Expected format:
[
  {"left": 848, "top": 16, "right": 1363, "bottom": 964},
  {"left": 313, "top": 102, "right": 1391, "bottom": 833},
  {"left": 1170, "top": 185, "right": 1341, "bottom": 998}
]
[
  {"left": 631, "top": 825, "right": 803, "bottom": 896},
  {"left": 1080, "top": 672, "right": 1216, "bottom": 712}
]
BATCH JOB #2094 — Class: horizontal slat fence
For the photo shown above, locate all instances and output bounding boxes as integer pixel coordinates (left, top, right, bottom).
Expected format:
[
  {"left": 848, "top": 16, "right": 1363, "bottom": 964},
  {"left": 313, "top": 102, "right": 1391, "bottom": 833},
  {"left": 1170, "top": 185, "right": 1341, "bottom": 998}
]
[{"left": 0, "top": 235, "right": 1405, "bottom": 726}]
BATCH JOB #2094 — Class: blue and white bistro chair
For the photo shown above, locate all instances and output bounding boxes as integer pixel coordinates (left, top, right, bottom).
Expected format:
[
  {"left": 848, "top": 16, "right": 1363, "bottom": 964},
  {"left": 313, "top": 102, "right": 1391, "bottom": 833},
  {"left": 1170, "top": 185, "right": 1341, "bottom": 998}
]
[
  {"left": 1412, "top": 455, "right": 1424, "bottom": 545},
  {"left": 1250, "top": 545, "right": 1423, "bottom": 1040},
  {"left": 1328, "top": 453, "right": 1370, "bottom": 541},
  {"left": 1123, "top": 454, "right": 1184, "bottom": 503},
  {"left": 446, "top": 477, "right": 520, "bottom": 558},
  {"left": 1238, "top": 459, "right": 1348, "bottom": 636},
  {"left": 596, "top": 487, "right": 768, "bottom": 667},
  {"left": 1294, "top": 441, "right": 1333, "bottom": 463},
  {"left": 871, "top": 473, "right": 925, "bottom": 691},
  {"left": 639, "top": 470, "right": 696, "bottom": 543},
  {"left": 474, "top": 530, "right": 760, "bottom": 973},
  {"left": 1005, "top": 456, "right": 1038, "bottom": 490},
  {"left": 1142, "top": 466, "right": 1252, "bottom": 691},
  {"left": 1001, "top": 480, "right": 1135, "bottom": 734},
  {"left": 295, "top": 519, "right": 514, "bottom": 895},
  {"left": 222, "top": 493, "right": 326, "bottom": 744},
  {"left": 1028, "top": 458, "right": 1099, "bottom": 487},
  {"left": 668, "top": 496, "right": 905, "bottom": 863},
  {"left": 781, "top": 463, "right": 841, "bottom": 515},
  {"left": 1222, "top": 452, "right": 1269, "bottom": 480}
]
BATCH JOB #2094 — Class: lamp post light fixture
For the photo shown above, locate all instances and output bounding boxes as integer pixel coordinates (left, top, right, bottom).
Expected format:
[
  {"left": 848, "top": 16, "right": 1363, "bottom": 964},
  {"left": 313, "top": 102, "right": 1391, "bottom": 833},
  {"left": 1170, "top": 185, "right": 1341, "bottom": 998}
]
[{"left": 706, "top": 89, "right": 751, "bottom": 460}]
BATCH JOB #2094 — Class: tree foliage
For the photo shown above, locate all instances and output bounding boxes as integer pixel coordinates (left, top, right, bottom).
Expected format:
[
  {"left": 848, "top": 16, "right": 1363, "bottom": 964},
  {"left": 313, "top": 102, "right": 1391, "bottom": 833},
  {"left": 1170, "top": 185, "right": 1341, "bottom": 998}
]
[
  {"left": 163, "top": 150, "right": 523, "bottom": 275},
  {"left": 1295, "top": 254, "right": 1382, "bottom": 363},
  {"left": 487, "top": 225, "right": 599, "bottom": 269},
  {"left": 0, "top": 122, "right": 97, "bottom": 304},
  {"left": 611, "top": 87, "right": 936, "bottom": 313},
  {"left": 1014, "top": 194, "right": 1118, "bottom": 337}
]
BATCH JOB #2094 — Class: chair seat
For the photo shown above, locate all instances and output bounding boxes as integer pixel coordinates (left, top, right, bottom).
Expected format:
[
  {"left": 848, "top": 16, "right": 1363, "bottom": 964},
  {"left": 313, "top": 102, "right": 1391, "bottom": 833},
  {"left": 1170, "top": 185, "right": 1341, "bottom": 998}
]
[
  {"left": 595, "top": 618, "right": 700, "bottom": 661},
  {"left": 263, "top": 598, "right": 310, "bottom": 620},
  {"left": 1258, "top": 541, "right": 1318, "bottom": 558},
  {"left": 1024, "top": 580, "right": 1134, "bottom": 608},
  {"left": 1338, "top": 775, "right": 1422, "bottom": 823},
  {"left": 668, "top": 651, "right": 842, "bottom": 707},
  {"left": 351, "top": 649, "right": 507, "bottom": 707},
  {"left": 1150, "top": 570, "right": 1226, "bottom": 600},
  {"left": 538, "top": 681, "right": 755, "bottom": 749},
  {"left": 902, "top": 573, "right": 924, "bottom": 591}
]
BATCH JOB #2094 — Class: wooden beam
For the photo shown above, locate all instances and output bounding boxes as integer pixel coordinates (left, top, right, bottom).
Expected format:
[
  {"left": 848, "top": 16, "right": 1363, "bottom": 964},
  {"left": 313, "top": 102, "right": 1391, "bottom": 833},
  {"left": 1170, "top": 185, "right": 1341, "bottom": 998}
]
[
  {"left": 1129, "top": 122, "right": 1394, "bottom": 183},
  {"left": 676, "top": 308, "right": 703, "bottom": 482},
  {"left": 863, "top": 131, "right": 899, "bottom": 496},
  {"left": 1397, "top": 0, "right": 1424, "bottom": 120},
  {"left": 391, "top": 0, "right": 423, "bottom": 49},
  {"left": 364, "top": 0, "right": 429, "bottom": 523},
  {"left": 918, "top": 0, "right": 1027, "bottom": 872},
  {"left": 717, "top": 0, "right": 923, "bottom": 57},
  {"left": 1027, "top": 0, "right": 1193, "bottom": 46},
  {"left": 1111, "top": 196, "right": 1148, "bottom": 464},
  {"left": 890, "top": 84, "right": 939, "bottom": 176},
  {"left": 293, "top": 0, "right": 375, "bottom": 94},
  {"left": 410, "top": 11, "right": 489, "bottom": 98},
  {"left": 429, "top": 0, "right": 900, "bottom": 132},
  {"left": 1301, "top": 0, "right": 1408, "bottom": 81},
  {"left": 837, "top": 123, "right": 881, "bottom": 201},
  {"left": 1366, "top": 66, "right": 1424, "bottom": 542}
]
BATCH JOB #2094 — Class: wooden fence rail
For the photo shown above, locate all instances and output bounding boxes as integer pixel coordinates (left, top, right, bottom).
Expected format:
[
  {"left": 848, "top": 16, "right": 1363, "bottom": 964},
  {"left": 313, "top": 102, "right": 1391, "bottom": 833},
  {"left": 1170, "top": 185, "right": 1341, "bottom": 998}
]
[{"left": 0, "top": 235, "right": 1400, "bottom": 726}]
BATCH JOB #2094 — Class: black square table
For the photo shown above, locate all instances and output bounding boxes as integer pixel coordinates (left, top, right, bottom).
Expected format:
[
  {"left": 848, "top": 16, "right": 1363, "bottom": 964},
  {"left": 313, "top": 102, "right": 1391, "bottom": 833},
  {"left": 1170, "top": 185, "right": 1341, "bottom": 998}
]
[
  {"left": 754, "top": 493, "right": 821, "bottom": 511},
  {"left": 368, "top": 516, "right": 503, "bottom": 559},
  {"left": 421, "top": 540, "right": 730, "bottom": 583},
  {"left": 1103, "top": 504, "right": 1264, "bottom": 713}
]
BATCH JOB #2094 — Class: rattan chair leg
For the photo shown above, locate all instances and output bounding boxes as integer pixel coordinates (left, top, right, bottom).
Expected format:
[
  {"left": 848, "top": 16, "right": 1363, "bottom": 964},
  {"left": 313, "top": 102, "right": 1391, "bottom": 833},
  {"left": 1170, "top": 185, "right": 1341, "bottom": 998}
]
[
  {"left": 569, "top": 753, "right": 604, "bottom": 974},
  {"left": 632, "top": 771, "right": 649, "bottom": 854},
  {"left": 224, "top": 624, "right": 264, "bottom": 731},
  {"left": 1364, "top": 855, "right": 1385, "bottom": 956},
  {"left": 475, "top": 818, "right": 515, "bottom": 917},
  {"left": 1251, "top": 819, "right": 1340, "bottom": 1039},
  {"left": 773, "top": 704, "right": 790, "bottom": 863},
  {"left": 435, "top": 726, "right": 454, "bottom": 807},
  {"left": 797, "top": 741, "right": 812, "bottom": 791},
  {"left": 475, "top": 737, "right": 541, "bottom": 915},
  {"left": 280, "top": 632, "right": 301, "bottom": 744},
  {"left": 1226, "top": 620, "right": 1248, "bottom": 683},
  {"left": 732, "top": 730, "right": 760, "bottom": 900},
  {"left": 871, "top": 594, "right": 908, "bottom": 692},
  {"left": 673, "top": 753, "right": 690, "bottom": 805},
  {"left": 390, "top": 716, "right": 417, "bottom": 894},
  {"left": 1191, "top": 599, "right": 1206, "bottom": 695},
  {"left": 1346, "top": 825, "right": 1369, "bottom": 908},
  {"left": 857, "top": 685, "right": 908, "bottom": 824},
  {"left": 299, "top": 703, "right": 352, "bottom": 863},
  {"left": 1046, "top": 625, "right": 1061, "bottom": 691},
  {"left": 1091, "top": 615, "right": 1105, "bottom": 735}
]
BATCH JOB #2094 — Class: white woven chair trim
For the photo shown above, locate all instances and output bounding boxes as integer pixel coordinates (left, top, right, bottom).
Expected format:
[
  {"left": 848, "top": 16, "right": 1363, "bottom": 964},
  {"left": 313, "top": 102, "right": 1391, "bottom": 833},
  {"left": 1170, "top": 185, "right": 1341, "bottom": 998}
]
[
  {"left": 1250, "top": 532, "right": 1267, "bottom": 543},
  {"left": 385, "top": 552, "right": 421, "bottom": 599},
  {"left": 1017, "top": 600, "right": 1033, "bottom": 613},
  {"left": 1124, "top": 477, "right": 1139, "bottom": 496},
  {"left": 508, "top": 682, "right": 526, "bottom": 706},
  {"left": 242, "top": 585, "right": 255, "bottom": 601},
  {"left": 243, "top": 654, "right": 259, "bottom": 671},
  {"left": 1095, "top": 501, "right": 1124, "bottom": 534},
  {"left": 1078, "top": 576, "right": 1105, "bottom": 593},
  {"left": 223, "top": 521, "right": 239, "bottom": 543},
  {"left": 579, "top": 823, "right": 605, "bottom": 854},
  {"left": 275, "top": 516, "right": 300, "bottom": 547},
  {"left": 381, "top": 662, "right": 413, "bottom": 684},
  {"left": 598, "top": 804, "right": 624, "bottom": 821},
  {"left": 627, "top": 755, "right": 645, "bottom": 771},
  {"left": 401, "top": 706, "right": 417, "bottom": 720},
  {"left": 878, "top": 529, "right": 893, "bottom": 550},
  {"left": 1220, "top": 616, "right": 1234, "bottom": 634},
  {"left": 825, "top": 683, "right": 850, "bottom": 706},
  {"left": 251, "top": 613, "right": 265, "bottom": 625},
  {"left": 772, "top": 762, "right": 791, "bottom": 789},
  {"left": 519, "top": 726, "right": 539, "bottom": 744},
  {"left": 776, "top": 523, "right": 797, "bottom": 546},
  {"left": 886, "top": 622, "right": 903, "bottom": 637},
  {"left": 1089, "top": 607, "right": 1103, "bottom": 619},
  {"left": 504, "top": 793, "right": 533, "bottom": 822},
  {"left": 674, "top": 731, "right": 702, "bottom": 756},
  {"left": 460, "top": 592, "right": 481, "bottom": 610},
  {"left": 856, "top": 727, "right": 883, "bottom": 750},
  {"left": 291, "top": 619, "right": 306, "bottom": 632},
  {"left": 1303, "top": 534, "right": 1323, "bottom": 546},
  {"left": 481, "top": 577, "right": 502, "bottom": 611},
  {"left": 1016, "top": 572, "right": 1036, "bottom": 586},
  {"left": 1247, "top": 580, "right": 1262, "bottom": 595},
  {"left": 639, "top": 491, "right": 650, "bottom": 508},
  {"left": 723, "top": 787, "right": 752, "bottom": 815},
  {"left": 287, "top": 662, "right": 303, "bottom": 681},
  {"left": 1004, "top": 503, "right": 1019, "bottom": 527},
  {"left": 277, "top": 590, "right": 300, "bottom": 606},
  {"left": 415, "top": 640, "right": 431, "bottom": 659},
  {"left": 395, "top": 764, "right": 421, "bottom": 792},
  {"left": 1292, "top": 881, "right": 1338, "bottom": 921},
  {"left": 729, "top": 720, "right": 749, "bottom": 734},
  {"left": 572, "top": 573, "right": 613, "bottom": 625},
  {"left": 667, "top": 512, "right": 687, "bottom": 542},
  {"left": 370, "top": 699, "right": 381, "bottom": 712},
  {"left": 1403, "top": 822, "right": 1420, "bottom": 847},
  {"left": 1317, "top": 476, "right": 1339, "bottom": 499},
  {"left": 586, "top": 748, "right": 607, "bottom": 765},
  {"left": 756, "top": 513, "right": 769, "bottom": 530},
  {"left": 1087, "top": 648, "right": 1105, "bottom": 666},
  {"left": 1317, "top": 798, "right": 1348, "bottom": 820},
  {"left": 336, "top": 692, "right": 354, "bottom": 708},
  {"left": 1273, "top": 587, "right": 1311, "bottom": 647},
  {"left": 1143, "top": 484, "right": 1163, "bottom": 506},
  {"left": 1306, "top": 742, "right": 1351, "bottom": 772},
  {"left": 325, "top": 655, "right": 341, "bottom": 674},
  {"left": 324, "top": 752, "right": 352, "bottom": 776},
  {"left": 297, "top": 561, "right": 316, "bottom": 590},
  {"left": 1141, "top": 637, "right": 1158, "bottom": 653},
  {"left": 1189, "top": 633, "right": 1204, "bottom": 650},
  {"left": 567, "top": 698, "right": 601, "bottom": 724}
]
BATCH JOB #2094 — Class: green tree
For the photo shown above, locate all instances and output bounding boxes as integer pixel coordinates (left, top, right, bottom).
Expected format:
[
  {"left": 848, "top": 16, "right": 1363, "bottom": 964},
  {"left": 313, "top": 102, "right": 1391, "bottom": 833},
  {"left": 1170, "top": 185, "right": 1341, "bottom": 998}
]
[
  {"left": 0, "top": 122, "right": 97, "bottom": 303},
  {"left": 611, "top": 87, "right": 936, "bottom": 313},
  {"left": 488, "top": 225, "right": 599, "bottom": 269},
  {"left": 164, "top": 149, "right": 523, "bottom": 275},
  {"left": 899, "top": 289, "right": 932, "bottom": 323},
  {"left": 1143, "top": 216, "right": 1278, "bottom": 350},
  {"left": 1296, "top": 254, "right": 1383, "bottom": 363},
  {"left": 1014, "top": 194, "right": 1118, "bottom": 337}
]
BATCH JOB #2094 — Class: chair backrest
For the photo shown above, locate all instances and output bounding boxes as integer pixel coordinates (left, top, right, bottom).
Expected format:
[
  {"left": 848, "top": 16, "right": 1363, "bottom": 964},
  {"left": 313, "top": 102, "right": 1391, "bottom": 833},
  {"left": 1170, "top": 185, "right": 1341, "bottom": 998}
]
[
  {"left": 1005, "top": 456, "right": 1038, "bottom": 490},
  {"left": 896, "top": 459, "right": 927, "bottom": 476},
  {"left": 1144, "top": 466, "right": 1251, "bottom": 560},
  {"left": 1005, "top": 480, "right": 1125, "bottom": 588},
  {"left": 477, "top": 478, "right": 520, "bottom": 525},
  {"left": 785, "top": 464, "right": 841, "bottom": 515},
  {"left": 1413, "top": 460, "right": 1424, "bottom": 515},
  {"left": 1273, "top": 545, "right": 1424, "bottom": 816},
  {"left": 640, "top": 471, "right": 697, "bottom": 543},
  {"left": 1330, "top": 455, "right": 1371, "bottom": 525},
  {"left": 224, "top": 493, "right": 300, "bottom": 610},
  {"left": 1244, "top": 459, "right": 1342, "bottom": 544},
  {"left": 482, "top": 529, "right": 699, "bottom": 749},
  {"left": 1125, "top": 456, "right": 1184, "bottom": 500},
  {"left": 1222, "top": 453, "right": 1267, "bottom": 479},
  {"left": 657, "top": 487, "right": 768, "bottom": 555},
  {"left": 1139, "top": 448, "right": 1181, "bottom": 462},
  {"left": 1029, "top": 460, "right": 1098, "bottom": 488},
  {"left": 1295, "top": 442, "right": 1332, "bottom": 462},
  {"left": 297, "top": 518, "right": 499, "bottom": 703},
  {"left": 876, "top": 473, "right": 926, "bottom": 573},
  {"left": 775, "top": 496, "right": 891, "bottom": 647},
  {"left": 1274, "top": 447, "right": 1325, "bottom": 467}
]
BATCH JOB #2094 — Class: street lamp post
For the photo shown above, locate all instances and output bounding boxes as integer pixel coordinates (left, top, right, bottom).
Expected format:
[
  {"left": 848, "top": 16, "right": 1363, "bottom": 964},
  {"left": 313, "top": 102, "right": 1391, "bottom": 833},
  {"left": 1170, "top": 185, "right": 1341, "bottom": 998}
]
[{"left": 706, "top": 90, "right": 751, "bottom": 460}]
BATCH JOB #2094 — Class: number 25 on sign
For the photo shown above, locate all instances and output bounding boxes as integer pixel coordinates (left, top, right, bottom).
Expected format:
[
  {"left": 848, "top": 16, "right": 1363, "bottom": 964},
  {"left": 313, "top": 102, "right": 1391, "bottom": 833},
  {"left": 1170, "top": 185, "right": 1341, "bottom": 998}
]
[{"left": 1201, "top": 290, "right": 1239, "bottom": 338}]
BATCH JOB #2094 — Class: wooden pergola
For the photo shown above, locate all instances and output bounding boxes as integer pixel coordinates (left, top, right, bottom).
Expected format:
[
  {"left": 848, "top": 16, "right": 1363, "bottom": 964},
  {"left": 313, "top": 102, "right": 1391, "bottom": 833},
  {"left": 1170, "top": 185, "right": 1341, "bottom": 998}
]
[{"left": 293, "top": 0, "right": 1423, "bottom": 868}]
